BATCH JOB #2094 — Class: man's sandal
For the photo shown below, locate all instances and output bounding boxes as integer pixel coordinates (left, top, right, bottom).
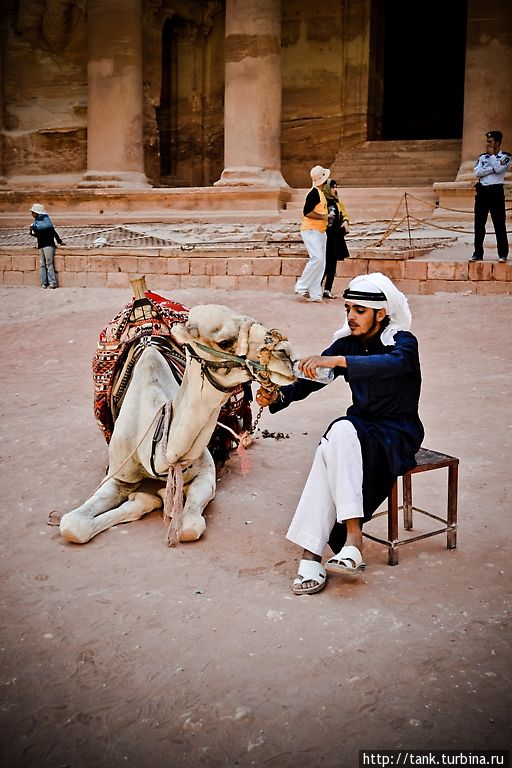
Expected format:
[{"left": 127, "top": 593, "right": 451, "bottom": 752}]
[
  {"left": 325, "top": 545, "right": 366, "bottom": 575},
  {"left": 292, "top": 559, "right": 327, "bottom": 595}
]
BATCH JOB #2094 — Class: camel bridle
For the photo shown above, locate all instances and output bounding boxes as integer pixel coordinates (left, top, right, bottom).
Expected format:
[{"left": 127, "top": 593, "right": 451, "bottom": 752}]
[{"left": 184, "top": 327, "right": 289, "bottom": 395}]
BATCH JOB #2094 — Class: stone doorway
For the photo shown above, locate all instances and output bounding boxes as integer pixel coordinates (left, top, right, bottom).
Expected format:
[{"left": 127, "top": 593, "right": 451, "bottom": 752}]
[
  {"left": 155, "top": 6, "right": 225, "bottom": 188},
  {"left": 368, "top": 0, "right": 468, "bottom": 141}
]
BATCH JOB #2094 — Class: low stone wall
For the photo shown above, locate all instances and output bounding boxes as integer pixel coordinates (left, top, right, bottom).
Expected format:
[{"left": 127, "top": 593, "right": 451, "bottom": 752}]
[{"left": 1, "top": 246, "right": 511, "bottom": 294}]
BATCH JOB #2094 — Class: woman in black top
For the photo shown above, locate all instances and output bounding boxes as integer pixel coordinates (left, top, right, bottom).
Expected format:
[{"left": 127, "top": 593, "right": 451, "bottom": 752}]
[{"left": 322, "top": 179, "right": 350, "bottom": 299}]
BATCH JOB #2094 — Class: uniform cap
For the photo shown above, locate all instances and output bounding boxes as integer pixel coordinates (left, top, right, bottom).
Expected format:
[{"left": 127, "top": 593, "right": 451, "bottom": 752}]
[{"left": 486, "top": 131, "right": 503, "bottom": 143}]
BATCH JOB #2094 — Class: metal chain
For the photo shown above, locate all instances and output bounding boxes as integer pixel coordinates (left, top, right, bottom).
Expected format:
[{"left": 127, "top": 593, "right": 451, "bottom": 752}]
[{"left": 250, "top": 405, "right": 264, "bottom": 435}]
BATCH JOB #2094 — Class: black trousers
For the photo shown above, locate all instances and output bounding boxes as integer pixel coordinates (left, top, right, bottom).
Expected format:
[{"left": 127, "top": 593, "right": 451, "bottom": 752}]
[
  {"left": 473, "top": 183, "right": 509, "bottom": 260},
  {"left": 323, "top": 230, "right": 350, "bottom": 292}
]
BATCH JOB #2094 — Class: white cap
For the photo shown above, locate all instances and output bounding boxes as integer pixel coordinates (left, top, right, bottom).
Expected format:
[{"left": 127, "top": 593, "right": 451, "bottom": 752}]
[{"left": 30, "top": 203, "right": 47, "bottom": 215}]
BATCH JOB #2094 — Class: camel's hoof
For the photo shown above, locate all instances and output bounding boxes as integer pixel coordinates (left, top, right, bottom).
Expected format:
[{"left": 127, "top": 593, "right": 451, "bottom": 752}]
[
  {"left": 180, "top": 515, "right": 206, "bottom": 542},
  {"left": 59, "top": 527, "right": 89, "bottom": 544}
]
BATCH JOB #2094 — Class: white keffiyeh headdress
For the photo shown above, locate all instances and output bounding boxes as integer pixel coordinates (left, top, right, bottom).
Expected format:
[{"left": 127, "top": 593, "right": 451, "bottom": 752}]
[{"left": 333, "top": 272, "right": 412, "bottom": 346}]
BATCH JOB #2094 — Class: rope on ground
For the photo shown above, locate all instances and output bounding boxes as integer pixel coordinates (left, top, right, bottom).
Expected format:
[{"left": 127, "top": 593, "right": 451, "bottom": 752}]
[
  {"left": 369, "top": 215, "right": 410, "bottom": 248},
  {"left": 61, "top": 226, "right": 120, "bottom": 240}
]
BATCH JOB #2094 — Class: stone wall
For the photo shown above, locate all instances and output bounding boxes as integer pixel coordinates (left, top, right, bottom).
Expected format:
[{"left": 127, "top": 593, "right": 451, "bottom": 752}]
[{"left": 2, "top": 247, "right": 510, "bottom": 294}]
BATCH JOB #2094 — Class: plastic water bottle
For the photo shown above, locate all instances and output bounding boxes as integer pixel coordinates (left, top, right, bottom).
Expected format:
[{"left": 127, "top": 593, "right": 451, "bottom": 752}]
[{"left": 292, "top": 360, "right": 334, "bottom": 384}]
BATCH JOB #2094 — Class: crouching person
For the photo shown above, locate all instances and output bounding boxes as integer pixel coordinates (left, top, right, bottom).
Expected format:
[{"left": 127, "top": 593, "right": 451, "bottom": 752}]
[{"left": 255, "top": 273, "right": 424, "bottom": 595}]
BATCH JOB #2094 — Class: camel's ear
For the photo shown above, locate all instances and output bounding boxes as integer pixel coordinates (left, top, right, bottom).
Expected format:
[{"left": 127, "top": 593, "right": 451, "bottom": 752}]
[
  {"left": 235, "top": 317, "right": 256, "bottom": 356},
  {"left": 172, "top": 323, "right": 198, "bottom": 345}
]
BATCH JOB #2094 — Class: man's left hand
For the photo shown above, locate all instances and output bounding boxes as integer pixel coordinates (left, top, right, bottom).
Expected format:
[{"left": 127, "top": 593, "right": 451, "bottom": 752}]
[{"left": 255, "top": 387, "right": 278, "bottom": 407}]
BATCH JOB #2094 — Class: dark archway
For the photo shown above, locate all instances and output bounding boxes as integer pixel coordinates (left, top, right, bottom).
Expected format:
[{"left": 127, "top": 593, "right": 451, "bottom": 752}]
[
  {"left": 368, "top": 0, "right": 468, "bottom": 140},
  {"left": 155, "top": 9, "right": 225, "bottom": 187},
  {"left": 156, "top": 17, "right": 180, "bottom": 183}
]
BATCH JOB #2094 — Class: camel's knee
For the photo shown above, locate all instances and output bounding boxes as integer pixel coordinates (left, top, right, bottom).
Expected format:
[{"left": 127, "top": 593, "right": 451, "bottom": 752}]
[{"left": 60, "top": 511, "right": 93, "bottom": 544}]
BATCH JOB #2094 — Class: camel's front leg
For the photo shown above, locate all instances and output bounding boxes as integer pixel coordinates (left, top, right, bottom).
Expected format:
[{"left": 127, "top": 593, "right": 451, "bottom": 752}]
[
  {"left": 60, "top": 477, "right": 156, "bottom": 544},
  {"left": 159, "top": 450, "right": 216, "bottom": 542}
]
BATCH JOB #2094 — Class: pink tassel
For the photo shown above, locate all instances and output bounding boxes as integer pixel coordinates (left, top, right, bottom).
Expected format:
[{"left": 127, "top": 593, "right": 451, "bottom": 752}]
[
  {"left": 163, "top": 463, "right": 184, "bottom": 547},
  {"left": 236, "top": 431, "right": 252, "bottom": 475}
]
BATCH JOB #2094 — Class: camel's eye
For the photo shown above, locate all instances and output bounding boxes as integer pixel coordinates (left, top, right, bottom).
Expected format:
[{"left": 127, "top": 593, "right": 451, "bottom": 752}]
[{"left": 218, "top": 338, "right": 235, "bottom": 350}]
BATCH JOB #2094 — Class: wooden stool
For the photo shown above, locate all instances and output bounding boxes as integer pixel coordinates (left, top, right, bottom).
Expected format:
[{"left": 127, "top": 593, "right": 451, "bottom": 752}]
[{"left": 363, "top": 447, "right": 459, "bottom": 565}]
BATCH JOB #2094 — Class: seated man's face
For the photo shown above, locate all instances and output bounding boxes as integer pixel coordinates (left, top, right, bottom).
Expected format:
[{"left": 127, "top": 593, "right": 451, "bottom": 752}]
[{"left": 345, "top": 302, "right": 386, "bottom": 339}]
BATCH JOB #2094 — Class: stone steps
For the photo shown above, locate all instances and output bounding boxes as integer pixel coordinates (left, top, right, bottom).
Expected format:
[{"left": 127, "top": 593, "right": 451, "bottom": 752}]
[
  {"left": 331, "top": 140, "right": 462, "bottom": 187},
  {"left": 282, "top": 186, "right": 438, "bottom": 224}
]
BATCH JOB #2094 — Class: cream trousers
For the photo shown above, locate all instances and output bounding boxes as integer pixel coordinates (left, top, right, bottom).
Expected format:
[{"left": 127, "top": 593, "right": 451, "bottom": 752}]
[
  {"left": 286, "top": 419, "right": 364, "bottom": 556},
  {"left": 295, "top": 229, "right": 326, "bottom": 301}
]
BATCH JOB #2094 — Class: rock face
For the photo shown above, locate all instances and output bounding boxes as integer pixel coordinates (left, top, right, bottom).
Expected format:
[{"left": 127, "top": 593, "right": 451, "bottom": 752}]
[
  {"left": 1, "top": 1, "right": 510, "bottom": 191},
  {"left": 2, "top": 0, "right": 87, "bottom": 175},
  {"left": 0, "top": 1, "right": 349, "bottom": 188}
]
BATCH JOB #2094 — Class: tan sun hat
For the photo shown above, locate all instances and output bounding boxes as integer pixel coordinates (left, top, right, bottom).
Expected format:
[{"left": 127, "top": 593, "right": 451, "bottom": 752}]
[
  {"left": 310, "top": 165, "right": 330, "bottom": 186},
  {"left": 30, "top": 203, "right": 47, "bottom": 215}
]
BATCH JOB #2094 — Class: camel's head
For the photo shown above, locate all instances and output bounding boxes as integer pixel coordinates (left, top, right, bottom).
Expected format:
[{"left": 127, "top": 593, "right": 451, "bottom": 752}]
[{"left": 172, "top": 304, "right": 296, "bottom": 390}]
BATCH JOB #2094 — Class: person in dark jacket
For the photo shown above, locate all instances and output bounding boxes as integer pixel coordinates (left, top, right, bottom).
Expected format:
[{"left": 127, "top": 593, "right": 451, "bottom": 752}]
[
  {"left": 255, "top": 273, "right": 424, "bottom": 596},
  {"left": 30, "top": 203, "right": 64, "bottom": 288},
  {"left": 322, "top": 179, "right": 350, "bottom": 299}
]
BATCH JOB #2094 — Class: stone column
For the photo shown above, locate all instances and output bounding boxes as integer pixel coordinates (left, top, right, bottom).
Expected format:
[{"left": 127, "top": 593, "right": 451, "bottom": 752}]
[
  {"left": 79, "top": 0, "right": 149, "bottom": 188},
  {"left": 0, "top": 32, "right": 8, "bottom": 188},
  {"left": 457, "top": 0, "right": 512, "bottom": 180},
  {"left": 215, "top": 0, "right": 287, "bottom": 187}
]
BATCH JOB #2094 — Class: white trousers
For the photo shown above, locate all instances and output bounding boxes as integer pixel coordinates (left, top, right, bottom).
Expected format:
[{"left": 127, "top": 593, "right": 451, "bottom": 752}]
[
  {"left": 286, "top": 420, "right": 364, "bottom": 556},
  {"left": 295, "top": 229, "right": 326, "bottom": 301}
]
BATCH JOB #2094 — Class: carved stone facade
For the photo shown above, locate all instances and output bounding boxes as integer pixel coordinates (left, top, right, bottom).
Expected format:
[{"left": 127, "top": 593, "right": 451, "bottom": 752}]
[{"left": 0, "top": 0, "right": 510, "bottom": 195}]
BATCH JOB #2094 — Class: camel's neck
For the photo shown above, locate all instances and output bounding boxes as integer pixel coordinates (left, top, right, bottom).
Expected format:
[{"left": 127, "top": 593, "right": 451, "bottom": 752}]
[{"left": 165, "top": 358, "right": 235, "bottom": 465}]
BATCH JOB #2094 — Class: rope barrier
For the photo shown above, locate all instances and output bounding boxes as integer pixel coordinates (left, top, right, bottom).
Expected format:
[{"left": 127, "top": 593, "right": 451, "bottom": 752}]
[
  {"left": 367, "top": 192, "right": 512, "bottom": 247},
  {"left": 403, "top": 190, "right": 512, "bottom": 214}
]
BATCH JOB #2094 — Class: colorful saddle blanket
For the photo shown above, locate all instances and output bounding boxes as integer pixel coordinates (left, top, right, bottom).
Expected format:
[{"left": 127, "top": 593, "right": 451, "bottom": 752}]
[{"left": 92, "top": 290, "right": 252, "bottom": 464}]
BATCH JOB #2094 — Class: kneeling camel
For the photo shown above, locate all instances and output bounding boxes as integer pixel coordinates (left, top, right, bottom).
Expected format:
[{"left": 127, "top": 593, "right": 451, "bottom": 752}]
[{"left": 59, "top": 298, "right": 295, "bottom": 545}]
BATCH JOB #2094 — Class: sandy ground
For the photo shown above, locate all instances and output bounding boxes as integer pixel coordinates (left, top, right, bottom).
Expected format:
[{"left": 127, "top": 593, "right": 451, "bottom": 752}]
[{"left": 0, "top": 282, "right": 510, "bottom": 768}]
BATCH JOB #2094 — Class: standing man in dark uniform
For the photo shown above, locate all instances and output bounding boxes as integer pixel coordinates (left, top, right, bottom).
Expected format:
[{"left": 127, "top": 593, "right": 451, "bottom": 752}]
[{"left": 470, "top": 130, "right": 510, "bottom": 263}]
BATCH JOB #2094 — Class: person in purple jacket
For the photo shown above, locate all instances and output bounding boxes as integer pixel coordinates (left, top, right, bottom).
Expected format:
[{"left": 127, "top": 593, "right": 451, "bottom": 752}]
[{"left": 256, "top": 273, "right": 424, "bottom": 596}]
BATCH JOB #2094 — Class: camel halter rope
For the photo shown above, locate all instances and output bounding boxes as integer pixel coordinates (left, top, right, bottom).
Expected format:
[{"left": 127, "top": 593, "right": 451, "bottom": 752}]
[
  {"left": 183, "top": 326, "right": 287, "bottom": 442},
  {"left": 164, "top": 328, "right": 288, "bottom": 546}
]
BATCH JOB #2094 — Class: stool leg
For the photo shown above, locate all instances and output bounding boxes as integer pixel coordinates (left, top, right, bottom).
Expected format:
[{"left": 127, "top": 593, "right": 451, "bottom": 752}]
[
  {"left": 447, "top": 463, "right": 458, "bottom": 550},
  {"left": 388, "top": 481, "right": 399, "bottom": 565},
  {"left": 403, "top": 472, "right": 413, "bottom": 530}
]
